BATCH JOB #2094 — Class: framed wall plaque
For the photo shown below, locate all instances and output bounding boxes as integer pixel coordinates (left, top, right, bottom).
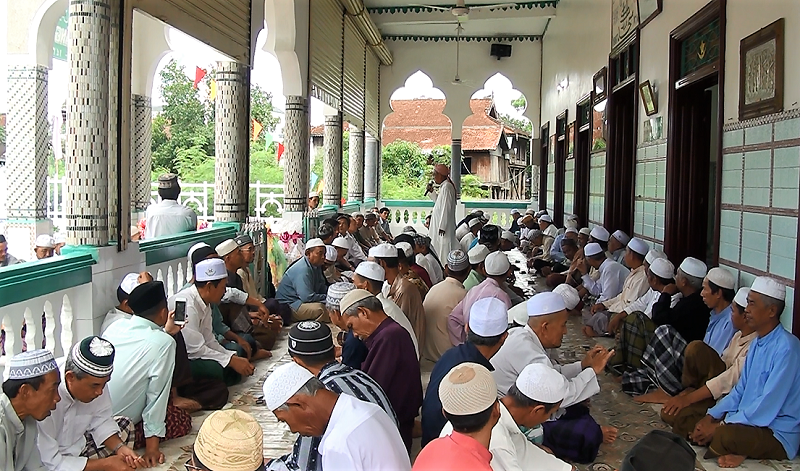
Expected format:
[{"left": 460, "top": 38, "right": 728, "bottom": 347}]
[
  {"left": 639, "top": 80, "right": 658, "bottom": 116},
  {"left": 739, "top": 18, "right": 784, "bottom": 120},
  {"left": 638, "top": 0, "right": 662, "bottom": 28},
  {"left": 593, "top": 67, "right": 608, "bottom": 104}
]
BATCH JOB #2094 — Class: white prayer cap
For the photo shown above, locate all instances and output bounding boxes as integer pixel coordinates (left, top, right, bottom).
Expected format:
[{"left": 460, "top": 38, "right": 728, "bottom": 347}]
[
  {"left": 553, "top": 284, "right": 581, "bottom": 310},
  {"left": 485, "top": 252, "right": 510, "bottom": 276},
  {"left": 579, "top": 227, "right": 592, "bottom": 236},
  {"left": 750, "top": 276, "right": 786, "bottom": 302},
  {"left": 402, "top": 226, "right": 417, "bottom": 235},
  {"left": 395, "top": 242, "right": 413, "bottom": 258},
  {"left": 338, "top": 289, "right": 374, "bottom": 314},
  {"left": 645, "top": 249, "right": 666, "bottom": 265},
  {"left": 734, "top": 287, "right": 750, "bottom": 308},
  {"left": 305, "top": 238, "right": 325, "bottom": 250},
  {"left": 627, "top": 237, "right": 649, "bottom": 256},
  {"left": 188, "top": 242, "right": 210, "bottom": 259},
  {"left": 439, "top": 363, "right": 497, "bottom": 416},
  {"left": 216, "top": 239, "right": 238, "bottom": 257},
  {"left": 649, "top": 258, "right": 674, "bottom": 279},
  {"left": 351, "top": 212, "right": 363, "bottom": 218},
  {"left": 309, "top": 191, "right": 319, "bottom": 198},
  {"left": 706, "top": 267, "right": 735, "bottom": 290},
  {"left": 54, "top": 233, "right": 66, "bottom": 244},
  {"left": 511, "top": 209, "right": 521, "bottom": 215},
  {"left": 468, "top": 245, "right": 490, "bottom": 265},
  {"left": 332, "top": 237, "right": 349, "bottom": 249},
  {"left": 525, "top": 209, "right": 536, "bottom": 215},
  {"left": 539, "top": 214, "right": 553, "bottom": 224},
  {"left": 195, "top": 259, "right": 227, "bottom": 282},
  {"left": 369, "top": 243, "right": 398, "bottom": 258},
  {"left": 468, "top": 297, "right": 509, "bottom": 337},
  {"left": 515, "top": 363, "right": 568, "bottom": 404},
  {"left": 612, "top": 230, "right": 630, "bottom": 245},
  {"left": 590, "top": 226, "right": 610, "bottom": 242},
  {"left": 583, "top": 242, "right": 603, "bottom": 257},
  {"left": 468, "top": 218, "right": 482, "bottom": 228},
  {"left": 35, "top": 235, "right": 55, "bottom": 248},
  {"left": 565, "top": 227, "right": 578, "bottom": 234},
  {"left": 324, "top": 246, "right": 337, "bottom": 262},
  {"left": 262, "top": 362, "right": 315, "bottom": 411},
  {"left": 355, "top": 261, "right": 385, "bottom": 282},
  {"left": 119, "top": 273, "right": 141, "bottom": 295},
  {"left": 527, "top": 292, "right": 567, "bottom": 317},
  {"left": 508, "top": 303, "right": 529, "bottom": 326},
  {"left": 679, "top": 257, "right": 707, "bottom": 279},
  {"left": 501, "top": 230, "right": 518, "bottom": 244}
]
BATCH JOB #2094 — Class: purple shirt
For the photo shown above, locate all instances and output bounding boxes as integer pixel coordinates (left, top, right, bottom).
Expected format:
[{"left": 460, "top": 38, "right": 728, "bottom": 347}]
[{"left": 448, "top": 278, "right": 512, "bottom": 345}]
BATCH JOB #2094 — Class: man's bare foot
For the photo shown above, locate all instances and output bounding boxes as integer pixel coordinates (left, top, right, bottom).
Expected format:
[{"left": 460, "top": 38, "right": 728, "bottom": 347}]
[
  {"left": 601, "top": 426, "right": 618, "bottom": 444},
  {"left": 252, "top": 349, "right": 272, "bottom": 361},
  {"left": 718, "top": 454, "right": 747, "bottom": 468},
  {"left": 173, "top": 396, "right": 202, "bottom": 413},
  {"left": 582, "top": 326, "right": 600, "bottom": 338},
  {"left": 633, "top": 389, "right": 671, "bottom": 404}
]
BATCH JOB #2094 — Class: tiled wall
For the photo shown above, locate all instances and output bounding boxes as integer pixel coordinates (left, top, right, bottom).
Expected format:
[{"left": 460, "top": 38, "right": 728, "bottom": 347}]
[
  {"left": 633, "top": 141, "right": 667, "bottom": 250},
  {"left": 719, "top": 112, "right": 799, "bottom": 330},
  {"left": 564, "top": 158, "right": 575, "bottom": 217},
  {"left": 588, "top": 151, "right": 606, "bottom": 226}
]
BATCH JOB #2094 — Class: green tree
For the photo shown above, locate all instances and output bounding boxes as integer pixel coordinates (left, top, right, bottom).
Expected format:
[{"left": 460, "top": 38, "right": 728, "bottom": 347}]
[
  {"left": 511, "top": 96, "right": 527, "bottom": 112},
  {"left": 250, "top": 85, "right": 280, "bottom": 146},
  {"left": 498, "top": 113, "right": 532, "bottom": 134}
]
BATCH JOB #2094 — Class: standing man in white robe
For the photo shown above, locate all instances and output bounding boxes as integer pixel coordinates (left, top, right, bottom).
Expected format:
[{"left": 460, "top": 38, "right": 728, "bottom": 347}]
[{"left": 427, "top": 164, "right": 458, "bottom": 260}]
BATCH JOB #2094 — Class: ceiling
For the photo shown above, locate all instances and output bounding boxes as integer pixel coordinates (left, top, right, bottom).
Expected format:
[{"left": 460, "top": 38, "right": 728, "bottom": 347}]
[{"left": 364, "top": 1, "right": 558, "bottom": 39}]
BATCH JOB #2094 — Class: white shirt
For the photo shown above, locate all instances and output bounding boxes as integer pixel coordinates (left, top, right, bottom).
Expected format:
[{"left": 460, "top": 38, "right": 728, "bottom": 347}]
[
  {"left": 460, "top": 232, "right": 476, "bottom": 253},
  {"left": 491, "top": 325, "right": 600, "bottom": 409},
  {"left": 319, "top": 394, "right": 410, "bottom": 471},
  {"left": 603, "top": 265, "right": 650, "bottom": 313},
  {"left": 455, "top": 223, "right": 470, "bottom": 242},
  {"left": 581, "top": 259, "right": 630, "bottom": 303},
  {"left": 100, "top": 307, "right": 131, "bottom": 334},
  {"left": 424, "top": 253, "right": 444, "bottom": 285},
  {"left": 377, "top": 293, "right": 420, "bottom": 358},
  {"left": 144, "top": 199, "right": 197, "bottom": 239},
  {"left": 38, "top": 360, "right": 120, "bottom": 471},
  {"left": 168, "top": 285, "right": 234, "bottom": 367},
  {"left": 343, "top": 232, "right": 368, "bottom": 265},
  {"left": 428, "top": 180, "right": 458, "bottom": 264},
  {"left": 441, "top": 402, "right": 572, "bottom": 471},
  {"left": 415, "top": 254, "right": 438, "bottom": 285},
  {"left": 623, "top": 288, "right": 683, "bottom": 317}
]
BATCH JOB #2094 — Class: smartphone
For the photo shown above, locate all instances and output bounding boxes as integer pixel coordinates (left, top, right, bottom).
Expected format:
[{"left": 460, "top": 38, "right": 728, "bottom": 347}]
[{"left": 174, "top": 298, "right": 187, "bottom": 326}]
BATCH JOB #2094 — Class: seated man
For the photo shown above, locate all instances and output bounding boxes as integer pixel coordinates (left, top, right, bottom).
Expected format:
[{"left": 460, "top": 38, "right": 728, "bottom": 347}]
[
  {"left": 263, "top": 363, "right": 410, "bottom": 470},
  {"left": 422, "top": 249, "right": 470, "bottom": 363},
  {"left": 422, "top": 297, "right": 509, "bottom": 446},
  {"left": 396, "top": 240, "right": 432, "bottom": 290},
  {"left": 359, "top": 213, "right": 382, "bottom": 247},
  {"left": 622, "top": 258, "right": 710, "bottom": 397},
  {"left": 448, "top": 251, "right": 513, "bottom": 346},
  {"left": 323, "top": 282, "right": 367, "bottom": 370},
  {"left": 491, "top": 292, "right": 616, "bottom": 463},
  {"left": 1, "top": 350, "right": 60, "bottom": 470},
  {"left": 441, "top": 363, "right": 575, "bottom": 471},
  {"left": 463, "top": 245, "right": 489, "bottom": 291},
  {"left": 190, "top": 409, "right": 265, "bottom": 471},
  {"left": 38, "top": 337, "right": 141, "bottom": 471},
  {"left": 691, "top": 277, "right": 800, "bottom": 468},
  {"left": 415, "top": 363, "right": 499, "bottom": 471},
  {"left": 608, "top": 230, "right": 630, "bottom": 265},
  {"left": 275, "top": 238, "right": 330, "bottom": 323},
  {"left": 144, "top": 173, "right": 197, "bottom": 239},
  {"left": 661, "top": 287, "right": 757, "bottom": 438},
  {"left": 101, "top": 271, "right": 151, "bottom": 333},
  {"left": 336, "top": 214, "right": 367, "bottom": 266},
  {"left": 500, "top": 230, "right": 519, "bottom": 252},
  {"left": 339, "top": 289, "right": 422, "bottom": 451},
  {"left": 372, "top": 243, "right": 426, "bottom": 352},
  {"left": 600, "top": 248, "right": 666, "bottom": 336},
  {"left": 34, "top": 235, "right": 56, "bottom": 260},
  {"left": 583, "top": 238, "right": 650, "bottom": 337},
  {"left": 351, "top": 213, "right": 373, "bottom": 253},
  {"left": 414, "top": 235, "right": 443, "bottom": 285},
  {"left": 544, "top": 238, "right": 580, "bottom": 288},
  {"left": 701, "top": 268, "right": 738, "bottom": 355},
  {"left": 103, "top": 281, "right": 191, "bottom": 466},
  {"left": 234, "top": 234, "right": 263, "bottom": 301},
  {"left": 577, "top": 228, "right": 590, "bottom": 247},
  {"left": 460, "top": 218, "right": 482, "bottom": 253},
  {"left": 332, "top": 237, "right": 356, "bottom": 273},
  {"left": 518, "top": 215, "right": 536, "bottom": 241},
  {"left": 378, "top": 207, "right": 394, "bottom": 242},
  {"left": 576, "top": 242, "right": 629, "bottom": 304},
  {"left": 267, "top": 321, "right": 398, "bottom": 471},
  {"left": 0, "top": 233, "right": 24, "bottom": 266},
  {"left": 536, "top": 228, "right": 577, "bottom": 276},
  {"left": 508, "top": 208, "right": 521, "bottom": 233}
]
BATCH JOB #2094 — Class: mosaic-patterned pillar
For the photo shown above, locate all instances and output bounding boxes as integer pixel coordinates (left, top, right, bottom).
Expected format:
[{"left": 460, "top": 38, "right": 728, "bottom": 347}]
[
  {"left": 323, "top": 113, "right": 343, "bottom": 207},
  {"left": 364, "top": 134, "right": 378, "bottom": 200},
  {"left": 283, "top": 96, "right": 310, "bottom": 212},
  {"left": 451, "top": 138, "right": 462, "bottom": 200},
  {"left": 66, "top": 0, "right": 111, "bottom": 245},
  {"left": 347, "top": 126, "right": 365, "bottom": 203},
  {"left": 131, "top": 95, "right": 153, "bottom": 214},
  {"left": 214, "top": 62, "right": 250, "bottom": 222},
  {"left": 376, "top": 144, "right": 382, "bottom": 202},
  {"left": 107, "top": 0, "right": 119, "bottom": 241}
]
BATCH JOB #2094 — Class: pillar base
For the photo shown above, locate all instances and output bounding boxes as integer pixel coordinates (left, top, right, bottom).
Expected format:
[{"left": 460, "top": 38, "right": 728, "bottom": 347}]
[{"left": 4, "top": 218, "right": 54, "bottom": 261}]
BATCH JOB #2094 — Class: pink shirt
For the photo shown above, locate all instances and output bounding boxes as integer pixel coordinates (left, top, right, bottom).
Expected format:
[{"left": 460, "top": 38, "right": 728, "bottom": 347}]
[
  {"left": 413, "top": 432, "right": 493, "bottom": 471},
  {"left": 448, "top": 278, "right": 512, "bottom": 346}
]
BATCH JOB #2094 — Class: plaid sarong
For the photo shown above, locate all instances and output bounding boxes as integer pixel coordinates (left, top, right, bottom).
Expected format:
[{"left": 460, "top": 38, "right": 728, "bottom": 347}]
[
  {"left": 81, "top": 416, "right": 134, "bottom": 459},
  {"left": 611, "top": 311, "right": 656, "bottom": 369},
  {"left": 622, "top": 325, "right": 687, "bottom": 396},
  {"left": 542, "top": 404, "right": 603, "bottom": 464},
  {"left": 133, "top": 402, "right": 192, "bottom": 449}
]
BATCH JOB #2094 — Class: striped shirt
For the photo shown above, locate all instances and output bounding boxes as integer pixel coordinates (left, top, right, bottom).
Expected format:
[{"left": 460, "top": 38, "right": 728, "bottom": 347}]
[{"left": 267, "top": 362, "right": 398, "bottom": 471}]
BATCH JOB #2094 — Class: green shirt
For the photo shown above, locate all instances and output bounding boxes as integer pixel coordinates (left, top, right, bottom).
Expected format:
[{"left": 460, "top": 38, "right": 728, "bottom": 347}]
[{"left": 463, "top": 270, "right": 486, "bottom": 292}]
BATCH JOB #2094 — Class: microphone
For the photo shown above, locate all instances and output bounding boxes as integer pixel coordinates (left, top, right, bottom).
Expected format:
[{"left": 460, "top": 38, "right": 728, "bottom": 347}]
[{"left": 424, "top": 180, "right": 434, "bottom": 196}]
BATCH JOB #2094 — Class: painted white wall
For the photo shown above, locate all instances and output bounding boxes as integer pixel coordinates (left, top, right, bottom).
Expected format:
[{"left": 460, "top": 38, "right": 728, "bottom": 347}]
[{"left": 381, "top": 38, "right": 542, "bottom": 137}]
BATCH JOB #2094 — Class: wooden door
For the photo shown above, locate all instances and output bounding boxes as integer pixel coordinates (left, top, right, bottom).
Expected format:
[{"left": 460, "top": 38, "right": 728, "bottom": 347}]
[{"left": 604, "top": 80, "right": 637, "bottom": 234}]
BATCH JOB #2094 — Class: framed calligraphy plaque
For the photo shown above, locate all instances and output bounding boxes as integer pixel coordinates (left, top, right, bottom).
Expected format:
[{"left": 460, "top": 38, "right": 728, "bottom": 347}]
[
  {"left": 739, "top": 18, "right": 784, "bottom": 120},
  {"left": 638, "top": 0, "right": 662, "bottom": 28},
  {"left": 612, "top": 0, "right": 639, "bottom": 51}
]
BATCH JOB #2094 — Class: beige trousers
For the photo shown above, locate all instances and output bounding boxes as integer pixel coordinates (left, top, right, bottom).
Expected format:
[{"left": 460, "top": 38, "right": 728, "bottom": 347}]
[{"left": 292, "top": 303, "right": 330, "bottom": 323}]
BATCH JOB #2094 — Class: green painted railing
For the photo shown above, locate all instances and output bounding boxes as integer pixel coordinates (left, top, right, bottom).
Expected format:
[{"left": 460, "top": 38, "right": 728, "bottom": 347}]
[
  {"left": 0, "top": 253, "right": 95, "bottom": 308},
  {"left": 382, "top": 199, "right": 435, "bottom": 208},
  {"left": 139, "top": 223, "right": 239, "bottom": 266}
]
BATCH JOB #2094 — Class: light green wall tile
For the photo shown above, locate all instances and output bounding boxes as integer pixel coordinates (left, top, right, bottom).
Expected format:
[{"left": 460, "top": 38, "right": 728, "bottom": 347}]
[
  {"left": 774, "top": 147, "right": 800, "bottom": 168},
  {"left": 721, "top": 188, "right": 742, "bottom": 205},
  {"left": 739, "top": 270, "right": 757, "bottom": 289},
  {"left": 745, "top": 124, "right": 772, "bottom": 145},
  {"left": 740, "top": 248, "right": 768, "bottom": 271},
  {"left": 770, "top": 253, "right": 795, "bottom": 279},
  {"left": 771, "top": 215, "right": 797, "bottom": 238},
  {"left": 723, "top": 153, "right": 743, "bottom": 170},
  {"left": 720, "top": 210, "right": 741, "bottom": 229},
  {"left": 773, "top": 167, "right": 800, "bottom": 189},
  {"left": 719, "top": 243, "right": 740, "bottom": 263},
  {"left": 774, "top": 118, "right": 800, "bottom": 141},
  {"left": 770, "top": 234, "right": 796, "bottom": 261},
  {"left": 741, "top": 230, "right": 768, "bottom": 252},
  {"left": 744, "top": 169, "right": 770, "bottom": 188},
  {"left": 743, "top": 188, "right": 769, "bottom": 207},
  {"left": 720, "top": 226, "right": 740, "bottom": 246},
  {"left": 744, "top": 150, "right": 771, "bottom": 169},
  {"left": 722, "top": 169, "right": 742, "bottom": 189},
  {"left": 781, "top": 287, "right": 794, "bottom": 332},
  {"left": 742, "top": 212, "right": 770, "bottom": 229},
  {"left": 772, "top": 188, "right": 799, "bottom": 210},
  {"left": 723, "top": 130, "right": 743, "bottom": 149}
]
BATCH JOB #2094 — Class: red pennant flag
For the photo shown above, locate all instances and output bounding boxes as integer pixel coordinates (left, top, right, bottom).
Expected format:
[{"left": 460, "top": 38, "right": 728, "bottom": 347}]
[
  {"left": 193, "top": 67, "right": 207, "bottom": 89},
  {"left": 276, "top": 142, "right": 285, "bottom": 162}
]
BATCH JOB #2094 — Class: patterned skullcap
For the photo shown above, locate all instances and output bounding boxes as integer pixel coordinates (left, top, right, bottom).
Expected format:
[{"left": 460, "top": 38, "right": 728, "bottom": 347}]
[
  {"left": 326, "top": 282, "right": 355, "bottom": 310},
  {"left": 8, "top": 349, "right": 58, "bottom": 380},
  {"left": 263, "top": 363, "right": 314, "bottom": 411},
  {"left": 71, "top": 336, "right": 115, "bottom": 377},
  {"left": 157, "top": 173, "right": 178, "bottom": 189},
  {"left": 194, "top": 409, "right": 265, "bottom": 471},
  {"left": 447, "top": 249, "right": 470, "bottom": 272},
  {"left": 289, "top": 321, "right": 334, "bottom": 356},
  {"left": 439, "top": 363, "right": 497, "bottom": 416}
]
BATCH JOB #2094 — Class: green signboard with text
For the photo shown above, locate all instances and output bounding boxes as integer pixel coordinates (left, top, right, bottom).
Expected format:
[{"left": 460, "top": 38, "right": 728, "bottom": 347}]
[{"left": 53, "top": 13, "right": 68, "bottom": 62}]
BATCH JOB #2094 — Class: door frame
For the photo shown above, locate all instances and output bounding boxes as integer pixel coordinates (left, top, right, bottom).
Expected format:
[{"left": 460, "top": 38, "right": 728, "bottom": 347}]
[
  {"left": 665, "top": 0, "right": 726, "bottom": 264},
  {"left": 539, "top": 122, "right": 550, "bottom": 210},
  {"left": 574, "top": 94, "right": 592, "bottom": 227},
  {"left": 553, "top": 110, "right": 569, "bottom": 226}
]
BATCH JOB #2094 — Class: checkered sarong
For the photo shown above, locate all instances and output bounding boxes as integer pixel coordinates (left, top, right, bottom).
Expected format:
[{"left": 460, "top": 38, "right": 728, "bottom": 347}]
[
  {"left": 541, "top": 404, "right": 603, "bottom": 464},
  {"left": 622, "top": 324, "right": 687, "bottom": 396},
  {"left": 81, "top": 416, "right": 134, "bottom": 459},
  {"left": 613, "top": 311, "right": 656, "bottom": 369},
  {"left": 133, "top": 402, "right": 192, "bottom": 449}
]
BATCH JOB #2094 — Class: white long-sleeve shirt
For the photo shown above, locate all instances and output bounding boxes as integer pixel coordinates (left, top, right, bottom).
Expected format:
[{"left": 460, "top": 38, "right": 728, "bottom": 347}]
[
  {"left": 168, "top": 285, "right": 234, "bottom": 367},
  {"left": 623, "top": 288, "right": 683, "bottom": 317},
  {"left": 144, "top": 199, "right": 197, "bottom": 239},
  {"left": 581, "top": 259, "right": 630, "bottom": 303},
  {"left": 38, "top": 361, "right": 120, "bottom": 471},
  {"left": 603, "top": 265, "right": 650, "bottom": 313}
]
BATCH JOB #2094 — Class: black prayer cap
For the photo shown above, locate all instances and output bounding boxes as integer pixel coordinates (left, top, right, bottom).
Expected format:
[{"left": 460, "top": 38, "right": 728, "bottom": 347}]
[
  {"left": 288, "top": 321, "right": 334, "bottom": 356},
  {"left": 192, "top": 246, "right": 218, "bottom": 268},
  {"left": 234, "top": 234, "right": 253, "bottom": 247},
  {"left": 128, "top": 281, "right": 167, "bottom": 315},
  {"left": 0, "top": 234, "right": 6, "bottom": 243},
  {"left": 479, "top": 224, "right": 501, "bottom": 244}
]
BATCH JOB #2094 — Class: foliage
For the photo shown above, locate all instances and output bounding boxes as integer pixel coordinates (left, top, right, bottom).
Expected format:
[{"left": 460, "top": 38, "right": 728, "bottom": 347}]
[
  {"left": 461, "top": 174, "right": 489, "bottom": 199},
  {"left": 511, "top": 96, "right": 527, "bottom": 112},
  {"left": 250, "top": 85, "right": 280, "bottom": 146},
  {"left": 499, "top": 113, "right": 533, "bottom": 134}
]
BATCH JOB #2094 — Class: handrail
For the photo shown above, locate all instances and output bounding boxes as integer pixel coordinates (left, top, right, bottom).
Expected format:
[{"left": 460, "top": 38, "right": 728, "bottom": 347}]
[
  {"left": 0, "top": 253, "right": 95, "bottom": 308},
  {"left": 138, "top": 223, "right": 239, "bottom": 265},
  {"left": 381, "top": 200, "right": 434, "bottom": 208}
]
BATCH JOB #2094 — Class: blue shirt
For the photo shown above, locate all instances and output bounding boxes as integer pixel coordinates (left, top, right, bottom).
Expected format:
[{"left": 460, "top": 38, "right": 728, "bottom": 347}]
[
  {"left": 469, "top": 237, "right": 479, "bottom": 251},
  {"left": 708, "top": 325, "right": 800, "bottom": 459},
  {"left": 550, "top": 234, "right": 567, "bottom": 264},
  {"left": 703, "top": 305, "right": 736, "bottom": 355},
  {"left": 421, "top": 342, "right": 494, "bottom": 446},
  {"left": 275, "top": 257, "right": 328, "bottom": 311}
]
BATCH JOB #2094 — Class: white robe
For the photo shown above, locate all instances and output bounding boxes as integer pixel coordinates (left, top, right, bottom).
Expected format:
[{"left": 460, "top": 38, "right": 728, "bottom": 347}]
[{"left": 428, "top": 179, "right": 458, "bottom": 260}]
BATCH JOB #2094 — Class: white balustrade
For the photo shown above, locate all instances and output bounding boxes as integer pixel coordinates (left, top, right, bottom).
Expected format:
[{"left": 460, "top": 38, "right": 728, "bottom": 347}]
[{"left": 147, "top": 258, "right": 189, "bottom": 299}]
